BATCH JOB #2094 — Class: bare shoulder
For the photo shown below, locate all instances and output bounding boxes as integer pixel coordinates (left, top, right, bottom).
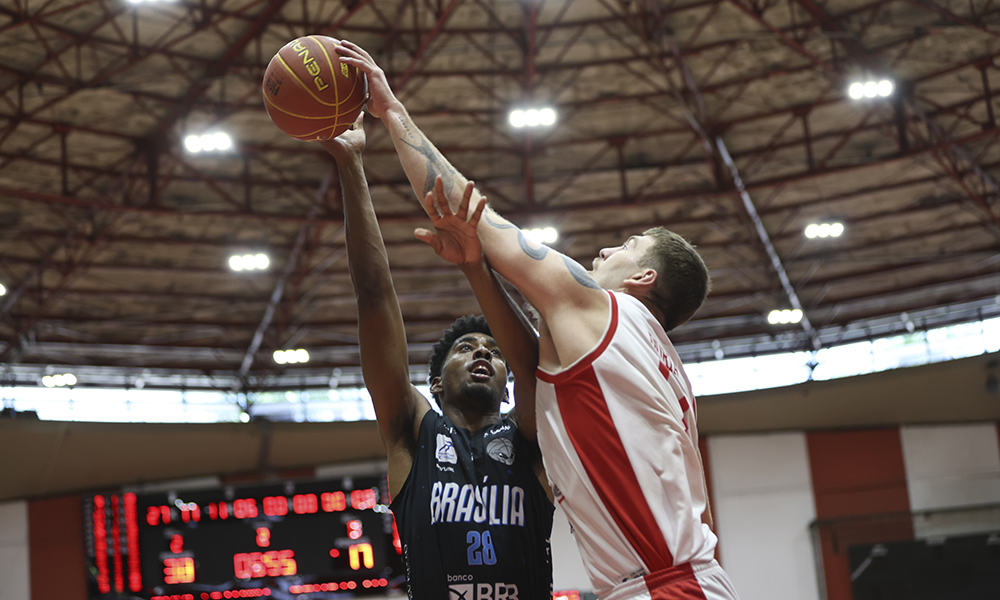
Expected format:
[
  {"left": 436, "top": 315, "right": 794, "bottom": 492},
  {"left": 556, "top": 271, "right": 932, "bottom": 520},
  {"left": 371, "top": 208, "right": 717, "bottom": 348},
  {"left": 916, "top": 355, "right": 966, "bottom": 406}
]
[{"left": 537, "top": 290, "right": 611, "bottom": 370}]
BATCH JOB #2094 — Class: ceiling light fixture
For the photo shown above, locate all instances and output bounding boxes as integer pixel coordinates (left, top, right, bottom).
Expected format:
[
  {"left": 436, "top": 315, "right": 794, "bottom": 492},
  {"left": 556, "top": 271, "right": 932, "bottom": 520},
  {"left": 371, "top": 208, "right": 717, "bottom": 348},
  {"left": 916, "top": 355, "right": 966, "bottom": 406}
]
[
  {"left": 184, "top": 131, "right": 233, "bottom": 154},
  {"left": 229, "top": 253, "right": 270, "bottom": 271},
  {"left": 767, "top": 309, "right": 803, "bottom": 325},
  {"left": 509, "top": 107, "right": 557, "bottom": 128},
  {"left": 848, "top": 79, "right": 893, "bottom": 100},
  {"left": 0, "top": 283, "right": 6, "bottom": 296},
  {"left": 273, "top": 349, "right": 310, "bottom": 365},
  {"left": 524, "top": 227, "right": 558, "bottom": 244},
  {"left": 41, "top": 373, "right": 78, "bottom": 388},
  {"left": 804, "top": 222, "right": 845, "bottom": 239}
]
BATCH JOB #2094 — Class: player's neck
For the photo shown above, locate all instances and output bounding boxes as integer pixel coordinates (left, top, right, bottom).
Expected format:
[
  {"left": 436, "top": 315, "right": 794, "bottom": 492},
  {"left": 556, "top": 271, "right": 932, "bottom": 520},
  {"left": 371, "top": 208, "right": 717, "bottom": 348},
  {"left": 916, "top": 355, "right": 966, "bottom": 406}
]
[{"left": 441, "top": 403, "right": 502, "bottom": 433}]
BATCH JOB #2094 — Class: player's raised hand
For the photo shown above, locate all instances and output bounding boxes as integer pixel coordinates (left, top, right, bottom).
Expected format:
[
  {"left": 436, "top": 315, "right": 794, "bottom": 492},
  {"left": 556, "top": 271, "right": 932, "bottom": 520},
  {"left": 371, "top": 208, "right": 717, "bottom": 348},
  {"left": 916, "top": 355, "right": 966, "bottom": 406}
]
[
  {"left": 415, "top": 177, "right": 487, "bottom": 267},
  {"left": 321, "top": 112, "right": 366, "bottom": 160},
  {"left": 334, "top": 41, "right": 397, "bottom": 120}
]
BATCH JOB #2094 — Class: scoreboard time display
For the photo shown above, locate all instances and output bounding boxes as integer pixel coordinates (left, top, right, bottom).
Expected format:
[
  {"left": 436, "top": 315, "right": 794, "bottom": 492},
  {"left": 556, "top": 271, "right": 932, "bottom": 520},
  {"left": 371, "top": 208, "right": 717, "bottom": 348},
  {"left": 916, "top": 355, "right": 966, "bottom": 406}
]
[{"left": 83, "top": 476, "right": 404, "bottom": 600}]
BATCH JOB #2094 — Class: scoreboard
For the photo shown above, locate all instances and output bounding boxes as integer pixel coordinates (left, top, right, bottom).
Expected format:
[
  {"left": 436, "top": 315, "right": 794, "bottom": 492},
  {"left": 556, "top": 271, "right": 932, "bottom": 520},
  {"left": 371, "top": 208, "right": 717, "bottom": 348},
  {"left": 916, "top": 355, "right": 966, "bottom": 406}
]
[{"left": 83, "top": 475, "right": 404, "bottom": 599}]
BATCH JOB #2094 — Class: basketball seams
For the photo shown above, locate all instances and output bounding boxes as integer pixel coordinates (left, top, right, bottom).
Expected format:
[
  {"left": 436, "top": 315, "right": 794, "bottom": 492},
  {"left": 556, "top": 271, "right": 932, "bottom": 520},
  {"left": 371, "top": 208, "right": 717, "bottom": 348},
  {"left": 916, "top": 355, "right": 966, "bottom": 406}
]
[
  {"left": 275, "top": 46, "right": 343, "bottom": 109},
  {"left": 263, "top": 35, "right": 365, "bottom": 141},
  {"left": 264, "top": 94, "right": 365, "bottom": 120},
  {"left": 308, "top": 35, "right": 340, "bottom": 140}
]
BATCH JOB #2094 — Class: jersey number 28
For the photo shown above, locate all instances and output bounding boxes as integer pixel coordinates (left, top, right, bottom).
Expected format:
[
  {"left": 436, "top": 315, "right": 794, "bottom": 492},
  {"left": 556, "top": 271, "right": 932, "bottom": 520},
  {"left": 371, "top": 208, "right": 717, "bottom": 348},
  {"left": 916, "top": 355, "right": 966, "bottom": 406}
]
[{"left": 467, "top": 531, "right": 497, "bottom": 565}]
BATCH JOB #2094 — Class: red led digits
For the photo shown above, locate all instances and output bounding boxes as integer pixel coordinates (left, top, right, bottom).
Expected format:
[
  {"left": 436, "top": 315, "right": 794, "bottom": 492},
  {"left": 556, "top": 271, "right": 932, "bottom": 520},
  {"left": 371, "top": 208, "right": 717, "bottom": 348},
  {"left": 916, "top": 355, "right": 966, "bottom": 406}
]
[
  {"left": 124, "top": 493, "right": 142, "bottom": 592},
  {"left": 347, "top": 543, "right": 374, "bottom": 570},
  {"left": 93, "top": 496, "right": 110, "bottom": 594},
  {"left": 233, "top": 499, "right": 258, "bottom": 519},
  {"left": 346, "top": 519, "right": 363, "bottom": 540},
  {"left": 180, "top": 503, "right": 201, "bottom": 523},
  {"left": 170, "top": 534, "right": 184, "bottom": 554},
  {"left": 263, "top": 496, "right": 288, "bottom": 516},
  {"left": 292, "top": 494, "right": 317, "bottom": 514},
  {"left": 111, "top": 495, "right": 124, "bottom": 593},
  {"left": 321, "top": 492, "right": 346, "bottom": 512},
  {"left": 256, "top": 527, "right": 270, "bottom": 548},
  {"left": 350, "top": 489, "right": 377, "bottom": 510},
  {"left": 234, "top": 550, "right": 296, "bottom": 579},
  {"left": 163, "top": 557, "right": 195, "bottom": 584}
]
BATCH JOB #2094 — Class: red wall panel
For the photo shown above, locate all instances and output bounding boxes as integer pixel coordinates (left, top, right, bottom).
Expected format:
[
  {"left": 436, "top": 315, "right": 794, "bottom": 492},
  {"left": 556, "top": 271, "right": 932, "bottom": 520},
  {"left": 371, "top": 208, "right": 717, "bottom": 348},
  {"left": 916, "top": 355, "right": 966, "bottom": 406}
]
[
  {"left": 807, "top": 428, "right": 913, "bottom": 600},
  {"left": 29, "top": 495, "right": 87, "bottom": 600}
]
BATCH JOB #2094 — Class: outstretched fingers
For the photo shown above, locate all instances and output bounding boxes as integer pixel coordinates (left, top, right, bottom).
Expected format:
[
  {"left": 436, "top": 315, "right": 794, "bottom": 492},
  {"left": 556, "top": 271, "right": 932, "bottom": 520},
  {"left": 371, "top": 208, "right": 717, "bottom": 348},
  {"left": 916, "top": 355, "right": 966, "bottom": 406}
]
[
  {"left": 433, "top": 176, "right": 453, "bottom": 217},
  {"left": 422, "top": 189, "right": 441, "bottom": 220},
  {"left": 455, "top": 180, "right": 476, "bottom": 221},
  {"left": 468, "top": 196, "right": 487, "bottom": 228}
]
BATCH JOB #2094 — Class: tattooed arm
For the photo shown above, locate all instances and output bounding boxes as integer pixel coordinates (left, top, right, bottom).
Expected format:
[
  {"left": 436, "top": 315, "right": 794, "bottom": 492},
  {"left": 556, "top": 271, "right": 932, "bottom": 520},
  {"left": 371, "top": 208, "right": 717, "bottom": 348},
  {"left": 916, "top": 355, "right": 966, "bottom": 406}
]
[{"left": 336, "top": 41, "right": 610, "bottom": 366}]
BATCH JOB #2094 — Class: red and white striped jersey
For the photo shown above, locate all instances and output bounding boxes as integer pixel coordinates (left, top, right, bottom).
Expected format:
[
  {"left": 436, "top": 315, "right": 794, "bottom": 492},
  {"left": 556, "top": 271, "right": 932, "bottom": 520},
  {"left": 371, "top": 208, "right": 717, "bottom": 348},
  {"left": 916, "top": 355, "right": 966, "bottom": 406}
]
[{"left": 536, "top": 291, "right": 717, "bottom": 596}]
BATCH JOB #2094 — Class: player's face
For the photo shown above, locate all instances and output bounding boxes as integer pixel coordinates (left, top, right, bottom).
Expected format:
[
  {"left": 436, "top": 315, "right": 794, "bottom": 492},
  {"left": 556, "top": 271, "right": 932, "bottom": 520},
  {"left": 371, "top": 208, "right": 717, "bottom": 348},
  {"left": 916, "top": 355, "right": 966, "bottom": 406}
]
[
  {"left": 438, "top": 333, "right": 508, "bottom": 411},
  {"left": 590, "top": 234, "right": 654, "bottom": 289}
]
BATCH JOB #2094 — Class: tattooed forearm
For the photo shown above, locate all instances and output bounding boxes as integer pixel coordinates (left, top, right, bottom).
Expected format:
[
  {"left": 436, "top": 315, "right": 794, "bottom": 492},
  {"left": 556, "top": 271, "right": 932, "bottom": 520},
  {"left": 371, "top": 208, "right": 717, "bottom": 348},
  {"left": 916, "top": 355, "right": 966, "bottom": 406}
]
[
  {"left": 396, "top": 117, "right": 457, "bottom": 196},
  {"left": 562, "top": 256, "right": 601, "bottom": 289},
  {"left": 517, "top": 231, "right": 549, "bottom": 260}
]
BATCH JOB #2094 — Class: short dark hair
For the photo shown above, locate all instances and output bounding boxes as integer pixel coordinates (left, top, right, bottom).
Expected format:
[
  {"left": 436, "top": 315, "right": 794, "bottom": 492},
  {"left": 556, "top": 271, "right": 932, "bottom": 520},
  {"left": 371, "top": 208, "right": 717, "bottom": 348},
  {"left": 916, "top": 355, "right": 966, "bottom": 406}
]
[
  {"left": 638, "top": 227, "right": 711, "bottom": 332},
  {"left": 428, "top": 315, "right": 493, "bottom": 386}
]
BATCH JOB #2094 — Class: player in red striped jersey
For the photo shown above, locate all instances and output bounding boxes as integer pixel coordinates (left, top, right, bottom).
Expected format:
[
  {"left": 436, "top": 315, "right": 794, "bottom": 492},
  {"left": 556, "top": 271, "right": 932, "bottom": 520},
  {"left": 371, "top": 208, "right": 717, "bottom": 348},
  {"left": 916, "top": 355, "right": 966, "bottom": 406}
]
[{"left": 336, "top": 41, "right": 741, "bottom": 600}]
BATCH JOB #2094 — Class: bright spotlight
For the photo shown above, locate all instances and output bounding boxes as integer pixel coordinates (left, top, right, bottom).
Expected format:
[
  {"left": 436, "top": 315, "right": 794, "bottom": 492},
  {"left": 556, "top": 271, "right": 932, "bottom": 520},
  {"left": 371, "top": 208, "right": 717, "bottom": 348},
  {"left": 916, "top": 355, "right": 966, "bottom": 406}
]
[
  {"left": 185, "top": 131, "right": 234, "bottom": 154},
  {"left": 214, "top": 132, "right": 233, "bottom": 151},
  {"left": 240, "top": 412, "right": 250, "bottom": 423},
  {"left": 768, "top": 309, "right": 803, "bottom": 325},
  {"left": 273, "top": 350, "right": 288, "bottom": 364},
  {"left": 229, "top": 256, "right": 244, "bottom": 271},
  {"left": 805, "top": 221, "right": 844, "bottom": 239},
  {"left": 294, "top": 349, "right": 310, "bottom": 363},
  {"left": 849, "top": 79, "right": 895, "bottom": 101},
  {"left": 509, "top": 107, "right": 557, "bottom": 128},
  {"left": 0, "top": 283, "right": 6, "bottom": 296},
  {"left": 524, "top": 227, "right": 558, "bottom": 245},
  {"left": 254, "top": 254, "right": 269, "bottom": 270},
  {"left": 41, "top": 376, "right": 54, "bottom": 387}
]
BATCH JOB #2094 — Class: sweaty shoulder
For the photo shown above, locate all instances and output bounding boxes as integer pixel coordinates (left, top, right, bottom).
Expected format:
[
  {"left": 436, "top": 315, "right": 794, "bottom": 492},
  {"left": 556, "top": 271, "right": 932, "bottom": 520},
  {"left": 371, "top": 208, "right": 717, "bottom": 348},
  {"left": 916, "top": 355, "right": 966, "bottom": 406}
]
[{"left": 538, "top": 289, "right": 613, "bottom": 372}]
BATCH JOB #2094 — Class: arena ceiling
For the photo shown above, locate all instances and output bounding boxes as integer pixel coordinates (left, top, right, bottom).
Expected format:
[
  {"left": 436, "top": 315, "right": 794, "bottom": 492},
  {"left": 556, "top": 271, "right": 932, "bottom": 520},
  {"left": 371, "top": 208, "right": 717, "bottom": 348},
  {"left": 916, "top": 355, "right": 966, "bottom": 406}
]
[{"left": 1, "top": 0, "right": 999, "bottom": 393}]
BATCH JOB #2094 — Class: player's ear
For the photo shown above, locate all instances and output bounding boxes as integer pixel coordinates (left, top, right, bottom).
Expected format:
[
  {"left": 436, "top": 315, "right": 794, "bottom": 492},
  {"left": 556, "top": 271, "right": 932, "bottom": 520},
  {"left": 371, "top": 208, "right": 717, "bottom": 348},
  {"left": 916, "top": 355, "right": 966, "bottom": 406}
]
[
  {"left": 624, "top": 268, "right": 657, "bottom": 293},
  {"left": 430, "top": 376, "right": 443, "bottom": 395}
]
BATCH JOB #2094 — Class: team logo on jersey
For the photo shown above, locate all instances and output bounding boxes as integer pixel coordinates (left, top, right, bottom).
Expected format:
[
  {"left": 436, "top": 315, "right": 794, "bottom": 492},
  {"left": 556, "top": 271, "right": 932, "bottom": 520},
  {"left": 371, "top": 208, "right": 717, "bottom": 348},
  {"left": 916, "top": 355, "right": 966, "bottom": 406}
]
[
  {"left": 486, "top": 437, "right": 514, "bottom": 465},
  {"left": 436, "top": 433, "right": 458, "bottom": 464}
]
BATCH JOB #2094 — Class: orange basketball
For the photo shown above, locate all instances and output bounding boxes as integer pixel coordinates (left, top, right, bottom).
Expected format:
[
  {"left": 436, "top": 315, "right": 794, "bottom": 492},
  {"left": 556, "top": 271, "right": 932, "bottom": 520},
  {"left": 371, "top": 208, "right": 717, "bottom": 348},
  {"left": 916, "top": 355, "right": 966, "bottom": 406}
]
[{"left": 262, "top": 36, "right": 367, "bottom": 142}]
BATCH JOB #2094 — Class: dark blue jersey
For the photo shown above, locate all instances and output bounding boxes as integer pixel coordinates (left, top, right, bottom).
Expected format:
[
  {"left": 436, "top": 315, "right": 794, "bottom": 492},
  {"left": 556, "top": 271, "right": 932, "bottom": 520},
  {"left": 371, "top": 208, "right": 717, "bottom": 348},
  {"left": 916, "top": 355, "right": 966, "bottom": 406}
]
[{"left": 390, "top": 410, "right": 554, "bottom": 600}]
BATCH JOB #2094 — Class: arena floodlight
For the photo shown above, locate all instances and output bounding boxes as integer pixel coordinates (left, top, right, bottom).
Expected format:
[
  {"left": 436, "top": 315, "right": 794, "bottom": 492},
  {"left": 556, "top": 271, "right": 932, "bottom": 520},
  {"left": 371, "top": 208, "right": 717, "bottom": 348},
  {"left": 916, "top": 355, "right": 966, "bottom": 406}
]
[
  {"left": 229, "top": 253, "right": 269, "bottom": 271},
  {"left": 805, "top": 221, "right": 844, "bottom": 239},
  {"left": 848, "top": 79, "right": 894, "bottom": 100},
  {"left": 509, "top": 107, "right": 557, "bottom": 128},
  {"left": 185, "top": 131, "right": 233, "bottom": 154},
  {"left": 41, "top": 373, "right": 77, "bottom": 387},
  {"left": 274, "top": 348, "right": 310, "bottom": 365},
  {"left": 767, "top": 309, "right": 803, "bottom": 325},
  {"left": 0, "top": 282, "right": 6, "bottom": 296},
  {"left": 524, "top": 227, "right": 559, "bottom": 245}
]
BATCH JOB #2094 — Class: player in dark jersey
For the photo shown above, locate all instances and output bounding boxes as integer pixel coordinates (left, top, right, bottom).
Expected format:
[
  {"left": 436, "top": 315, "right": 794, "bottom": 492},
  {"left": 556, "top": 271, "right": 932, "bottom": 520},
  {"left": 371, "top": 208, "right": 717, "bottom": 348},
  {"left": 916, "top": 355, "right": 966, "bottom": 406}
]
[{"left": 323, "top": 114, "right": 554, "bottom": 600}]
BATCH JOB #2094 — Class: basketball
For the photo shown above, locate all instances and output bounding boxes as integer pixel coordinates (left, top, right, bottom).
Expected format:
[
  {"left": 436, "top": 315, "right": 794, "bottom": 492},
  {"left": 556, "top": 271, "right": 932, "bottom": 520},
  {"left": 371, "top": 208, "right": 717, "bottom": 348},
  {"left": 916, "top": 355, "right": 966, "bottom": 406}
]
[{"left": 262, "top": 36, "right": 367, "bottom": 142}]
